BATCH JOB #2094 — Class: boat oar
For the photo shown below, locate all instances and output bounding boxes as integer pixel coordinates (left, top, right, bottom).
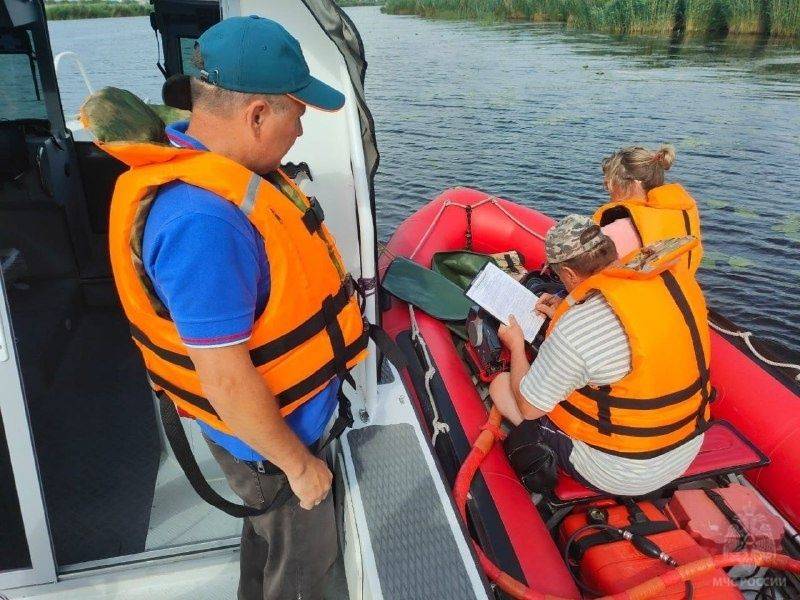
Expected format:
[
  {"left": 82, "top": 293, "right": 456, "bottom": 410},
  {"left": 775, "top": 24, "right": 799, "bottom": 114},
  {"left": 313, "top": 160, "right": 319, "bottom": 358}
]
[{"left": 382, "top": 257, "right": 473, "bottom": 321}]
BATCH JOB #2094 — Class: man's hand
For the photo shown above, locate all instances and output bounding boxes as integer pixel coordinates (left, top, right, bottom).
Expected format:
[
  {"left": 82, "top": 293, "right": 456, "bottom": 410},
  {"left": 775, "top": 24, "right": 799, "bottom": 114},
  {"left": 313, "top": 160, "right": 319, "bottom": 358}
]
[
  {"left": 188, "top": 343, "right": 330, "bottom": 509},
  {"left": 287, "top": 455, "right": 333, "bottom": 510},
  {"left": 535, "top": 293, "right": 562, "bottom": 319},
  {"left": 498, "top": 315, "right": 525, "bottom": 354}
]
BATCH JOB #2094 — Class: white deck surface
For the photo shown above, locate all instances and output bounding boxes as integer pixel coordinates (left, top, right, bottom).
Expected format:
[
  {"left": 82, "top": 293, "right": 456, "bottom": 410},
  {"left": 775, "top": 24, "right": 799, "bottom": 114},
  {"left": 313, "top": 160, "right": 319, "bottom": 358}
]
[
  {"left": 6, "top": 551, "right": 240, "bottom": 600},
  {"left": 144, "top": 418, "right": 241, "bottom": 552}
]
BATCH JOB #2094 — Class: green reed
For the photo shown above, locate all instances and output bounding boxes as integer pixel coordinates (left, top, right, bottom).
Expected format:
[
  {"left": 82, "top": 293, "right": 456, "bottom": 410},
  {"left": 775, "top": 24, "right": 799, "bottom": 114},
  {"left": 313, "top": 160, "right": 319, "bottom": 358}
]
[
  {"left": 598, "top": 0, "right": 680, "bottom": 34},
  {"left": 382, "top": 0, "right": 798, "bottom": 37},
  {"left": 725, "top": 0, "right": 766, "bottom": 34},
  {"left": 683, "top": 0, "right": 726, "bottom": 33},
  {"left": 769, "top": 0, "right": 800, "bottom": 37},
  {"left": 45, "top": 0, "right": 150, "bottom": 20}
]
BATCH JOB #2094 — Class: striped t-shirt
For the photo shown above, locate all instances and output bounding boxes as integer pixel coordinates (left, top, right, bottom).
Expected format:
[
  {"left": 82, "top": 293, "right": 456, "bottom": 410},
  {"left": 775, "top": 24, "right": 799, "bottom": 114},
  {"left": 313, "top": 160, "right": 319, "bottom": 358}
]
[{"left": 520, "top": 292, "right": 703, "bottom": 496}]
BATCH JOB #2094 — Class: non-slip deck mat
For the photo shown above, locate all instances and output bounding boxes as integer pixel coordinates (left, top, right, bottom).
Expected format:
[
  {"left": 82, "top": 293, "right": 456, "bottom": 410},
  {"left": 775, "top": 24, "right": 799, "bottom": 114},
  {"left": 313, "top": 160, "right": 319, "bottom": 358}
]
[
  {"left": 23, "top": 305, "right": 160, "bottom": 565},
  {"left": 348, "top": 424, "right": 479, "bottom": 600}
]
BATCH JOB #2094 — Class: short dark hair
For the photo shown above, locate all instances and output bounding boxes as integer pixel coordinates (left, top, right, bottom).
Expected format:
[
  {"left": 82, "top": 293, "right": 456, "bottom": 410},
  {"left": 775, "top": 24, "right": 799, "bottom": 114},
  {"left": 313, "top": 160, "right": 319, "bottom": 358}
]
[{"left": 552, "top": 234, "right": 617, "bottom": 278}]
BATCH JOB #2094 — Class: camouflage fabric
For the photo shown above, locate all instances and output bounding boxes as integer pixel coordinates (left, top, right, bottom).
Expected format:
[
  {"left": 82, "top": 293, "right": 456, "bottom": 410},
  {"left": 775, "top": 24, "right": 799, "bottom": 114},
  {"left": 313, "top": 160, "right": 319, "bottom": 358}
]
[
  {"left": 545, "top": 214, "right": 607, "bottom": 264},
  {"left": 623, "top": 235, "right": 696, "bottom": 272}
]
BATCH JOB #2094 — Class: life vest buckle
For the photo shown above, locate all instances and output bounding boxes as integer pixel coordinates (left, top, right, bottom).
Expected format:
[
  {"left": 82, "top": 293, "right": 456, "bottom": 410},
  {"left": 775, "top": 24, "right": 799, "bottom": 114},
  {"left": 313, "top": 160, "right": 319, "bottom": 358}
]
[
  {"left": 302, "top": 196, "right": 326, "bottom": 234},
  {"left": 343, "top": 273, "right": 357, "bottom": 298}
]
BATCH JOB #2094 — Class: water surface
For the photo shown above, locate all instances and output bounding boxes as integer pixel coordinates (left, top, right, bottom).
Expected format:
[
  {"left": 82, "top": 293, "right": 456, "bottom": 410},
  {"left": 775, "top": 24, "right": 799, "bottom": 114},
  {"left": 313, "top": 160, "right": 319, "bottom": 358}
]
[{"left": 48, "top": 10, "right": 800, "bottom": 354}]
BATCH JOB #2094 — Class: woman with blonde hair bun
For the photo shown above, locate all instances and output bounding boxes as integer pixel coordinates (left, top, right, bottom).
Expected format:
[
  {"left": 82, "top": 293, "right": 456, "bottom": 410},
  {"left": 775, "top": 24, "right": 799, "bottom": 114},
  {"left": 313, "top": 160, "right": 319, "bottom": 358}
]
[{"left": 594, "top": 144, "right": 703, "bottom": 274}]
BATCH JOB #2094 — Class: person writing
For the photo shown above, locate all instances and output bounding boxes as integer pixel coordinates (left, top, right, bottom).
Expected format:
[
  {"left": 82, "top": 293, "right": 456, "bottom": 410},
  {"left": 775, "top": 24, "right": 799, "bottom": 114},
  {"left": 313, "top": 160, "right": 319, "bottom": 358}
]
[
  {"left": 104, "top": 17, "right": 367, "bottom": 599},
  {"left": 490, "top": 215, "right": 711, "bottom": 497},
  {"left": 596, "top": 145, "right": 703, "bottom": 274}
]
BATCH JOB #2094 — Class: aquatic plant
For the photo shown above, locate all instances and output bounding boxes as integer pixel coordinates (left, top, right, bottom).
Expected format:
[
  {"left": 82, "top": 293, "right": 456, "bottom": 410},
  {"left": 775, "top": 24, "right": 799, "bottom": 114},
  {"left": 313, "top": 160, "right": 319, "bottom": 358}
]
[
  {"left": 769, "top": 0, "right": 800, "bottom": 38},
  {"left": 724, "top": 0, "right": 767, "bottom": 35},
  {"left": 382, "top": 0, "right": 799, "bottom": 37},
  {"left": 684, "top": 0, "right": 728, "bottom": 34},
  {"left": 45, "top": 0, "right": 151, "bottom": 20},
  {"left": 598, "top": 0, "right": 679, "bottom": 34}
]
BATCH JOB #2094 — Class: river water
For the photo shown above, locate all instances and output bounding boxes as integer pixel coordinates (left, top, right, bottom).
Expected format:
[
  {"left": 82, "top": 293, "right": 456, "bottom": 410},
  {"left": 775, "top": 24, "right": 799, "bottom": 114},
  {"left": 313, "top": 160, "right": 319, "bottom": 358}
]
[{"left": 48, "top": 8, "right": 800, "bottom": 355}]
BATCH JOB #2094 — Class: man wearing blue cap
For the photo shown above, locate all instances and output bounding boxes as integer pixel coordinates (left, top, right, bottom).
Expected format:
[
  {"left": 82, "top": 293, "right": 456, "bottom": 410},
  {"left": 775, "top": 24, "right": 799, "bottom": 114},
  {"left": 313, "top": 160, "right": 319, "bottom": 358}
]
[{"left": 109, "top": 15, "right": 360, "bottom": 600}]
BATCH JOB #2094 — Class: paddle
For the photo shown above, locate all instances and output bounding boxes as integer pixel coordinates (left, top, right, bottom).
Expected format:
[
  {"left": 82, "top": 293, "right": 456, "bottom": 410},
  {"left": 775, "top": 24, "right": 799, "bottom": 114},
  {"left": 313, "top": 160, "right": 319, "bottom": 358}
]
[{"left": 382, "top": 257, "right": 473, "bottom": 321}]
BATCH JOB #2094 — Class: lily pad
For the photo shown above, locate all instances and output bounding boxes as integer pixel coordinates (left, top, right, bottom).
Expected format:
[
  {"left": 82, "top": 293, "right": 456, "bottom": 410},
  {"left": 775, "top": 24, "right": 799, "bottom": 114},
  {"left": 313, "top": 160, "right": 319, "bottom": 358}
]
[
  {"left": 771, "top": 214, "right": 800, "bottom": 235},
  {"left": 728, "top": 256, "right": 754, "bottom": 270},
  {"left": 733, "top": 207, "right": 758, "bottom": 219},
  {"left": 701, "top": 250, "right": 727, "bottom": 269},
  {"left": 706, "top": 199, "right": 729, "bottom": 209}
]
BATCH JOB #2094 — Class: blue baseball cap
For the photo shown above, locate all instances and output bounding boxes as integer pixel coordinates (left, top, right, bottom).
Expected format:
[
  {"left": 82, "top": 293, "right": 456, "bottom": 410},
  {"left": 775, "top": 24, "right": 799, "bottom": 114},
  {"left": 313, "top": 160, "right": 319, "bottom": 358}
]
[{"left": 191, "top": 15, "right": 344, "bottom": 111}]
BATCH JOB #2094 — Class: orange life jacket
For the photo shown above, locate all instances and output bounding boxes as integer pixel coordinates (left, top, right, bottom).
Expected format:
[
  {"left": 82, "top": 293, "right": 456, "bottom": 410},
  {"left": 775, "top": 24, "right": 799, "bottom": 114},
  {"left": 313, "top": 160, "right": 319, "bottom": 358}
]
[
  {"left": 547, "top": 237, "right": 712, "bottom": 459},
  {"left": 593, "top": 183, "right": 703, "bottom": 274},
  {"left": 104, "top": 142, "right": 368, "bottom": 435}
]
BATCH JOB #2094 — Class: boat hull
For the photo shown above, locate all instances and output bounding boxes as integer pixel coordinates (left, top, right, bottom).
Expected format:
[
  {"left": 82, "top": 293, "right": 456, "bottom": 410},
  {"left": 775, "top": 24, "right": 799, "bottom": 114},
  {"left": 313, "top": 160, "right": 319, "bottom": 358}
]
[{"left": 380, "top": 187, "right": 800, "bottom": 595}]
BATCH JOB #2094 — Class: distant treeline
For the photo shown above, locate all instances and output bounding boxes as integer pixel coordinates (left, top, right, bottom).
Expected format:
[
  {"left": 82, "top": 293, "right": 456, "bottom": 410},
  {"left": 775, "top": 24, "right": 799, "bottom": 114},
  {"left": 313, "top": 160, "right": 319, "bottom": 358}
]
[
  {"left": 382, "top": 0, "right": 800, "bottom": 38},
  {"left": 45, "top": 0, "right": 150, "bottom": 20},
  {"left": 45, "top": 0, "right": 381, "bottom": 21}
]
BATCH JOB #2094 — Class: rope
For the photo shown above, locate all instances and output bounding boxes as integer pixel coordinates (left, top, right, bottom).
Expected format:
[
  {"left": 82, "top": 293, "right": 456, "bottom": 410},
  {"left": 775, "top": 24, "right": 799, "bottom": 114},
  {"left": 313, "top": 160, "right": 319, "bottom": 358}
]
[
  {"left": 709, "top": 321, "right": 800, "bottom": 382},
  {"left": 408, "top": 305, "right": 450, "bottom": 445},
  {"left": 408, "top": 195, "right": 546, "bottom": 260}
]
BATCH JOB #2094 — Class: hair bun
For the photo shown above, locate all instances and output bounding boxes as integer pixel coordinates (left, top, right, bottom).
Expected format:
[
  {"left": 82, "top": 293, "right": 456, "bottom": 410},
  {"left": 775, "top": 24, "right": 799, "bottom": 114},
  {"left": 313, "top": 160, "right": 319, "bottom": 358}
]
[{"left": 655, "top": 145, "right": 676, "bottom": 170}]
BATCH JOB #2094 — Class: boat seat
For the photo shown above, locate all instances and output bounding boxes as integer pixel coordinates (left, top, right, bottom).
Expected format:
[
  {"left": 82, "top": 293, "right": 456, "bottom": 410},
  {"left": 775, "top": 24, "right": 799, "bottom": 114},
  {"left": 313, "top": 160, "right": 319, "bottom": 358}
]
[{"left": 549, "top": 420, "right": 769, "bottom": 507}]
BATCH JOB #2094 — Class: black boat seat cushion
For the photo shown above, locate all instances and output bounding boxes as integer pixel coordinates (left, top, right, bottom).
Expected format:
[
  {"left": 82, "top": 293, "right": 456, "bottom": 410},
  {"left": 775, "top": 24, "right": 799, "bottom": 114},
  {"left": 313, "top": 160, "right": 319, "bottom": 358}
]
[{"left": 550, "top": 421, "right": 769, "bottom": 506}]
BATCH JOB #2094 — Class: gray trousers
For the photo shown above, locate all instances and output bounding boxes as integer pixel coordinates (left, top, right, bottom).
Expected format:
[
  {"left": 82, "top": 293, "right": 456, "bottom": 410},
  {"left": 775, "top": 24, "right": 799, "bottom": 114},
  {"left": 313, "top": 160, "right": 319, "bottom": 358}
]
[{"left": 206, "top": 438, "right": 337, "bottom": 600}]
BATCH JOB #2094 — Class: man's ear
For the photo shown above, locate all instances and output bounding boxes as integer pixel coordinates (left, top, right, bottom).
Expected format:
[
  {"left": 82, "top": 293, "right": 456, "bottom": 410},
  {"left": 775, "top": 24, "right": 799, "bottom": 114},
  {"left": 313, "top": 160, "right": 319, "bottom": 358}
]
[
  {"left": 246, "top": 98, "right": 272, "bottom": 134},
  {"left": 560, "top": 266, "right": 578, "bottom": 286}
]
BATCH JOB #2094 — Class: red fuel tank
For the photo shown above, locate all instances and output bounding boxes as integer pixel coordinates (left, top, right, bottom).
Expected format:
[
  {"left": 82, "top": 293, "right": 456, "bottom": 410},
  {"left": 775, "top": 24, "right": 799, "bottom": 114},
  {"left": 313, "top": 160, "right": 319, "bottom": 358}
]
[
  {"left": 666, "top": 485, "right": 785, "bottom": 556},
  {"left": 559, "top": 502, "right": 743, "bottom": 599}
]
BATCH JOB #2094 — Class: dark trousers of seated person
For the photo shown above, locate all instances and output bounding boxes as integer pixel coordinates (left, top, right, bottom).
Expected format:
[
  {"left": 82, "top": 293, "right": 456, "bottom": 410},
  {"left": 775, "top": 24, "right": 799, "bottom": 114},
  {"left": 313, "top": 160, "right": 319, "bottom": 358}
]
[
  {"left": 206, "top": 437, "right": 337, "bottom": 600},
  {"left": 505, "top": 417, "right": 602, "bottom": 494}
]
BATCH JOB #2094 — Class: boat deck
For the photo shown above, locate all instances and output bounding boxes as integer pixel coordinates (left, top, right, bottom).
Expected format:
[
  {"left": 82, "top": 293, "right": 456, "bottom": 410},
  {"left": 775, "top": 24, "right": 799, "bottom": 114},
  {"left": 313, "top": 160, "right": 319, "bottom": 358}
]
[{"left": 5, "top": 363, "right": 488, "bottom": 600}]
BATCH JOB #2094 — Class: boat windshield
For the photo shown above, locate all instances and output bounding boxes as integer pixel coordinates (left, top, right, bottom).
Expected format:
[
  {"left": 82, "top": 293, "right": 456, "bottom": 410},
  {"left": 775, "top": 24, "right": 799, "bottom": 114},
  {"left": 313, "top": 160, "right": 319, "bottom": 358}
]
[
  {"left": 179, "top": 36, "right": 200, "bottom": 76},
  {"left": 0, "top": 28, "right": 46, "bottom": 121}
]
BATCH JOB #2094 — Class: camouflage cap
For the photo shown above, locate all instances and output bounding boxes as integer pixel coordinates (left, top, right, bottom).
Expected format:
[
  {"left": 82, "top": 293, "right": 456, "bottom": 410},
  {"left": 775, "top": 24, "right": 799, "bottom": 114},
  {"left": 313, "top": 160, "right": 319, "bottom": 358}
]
[{"left": 545, "top": 214, "right": 607, "bottom": 264}]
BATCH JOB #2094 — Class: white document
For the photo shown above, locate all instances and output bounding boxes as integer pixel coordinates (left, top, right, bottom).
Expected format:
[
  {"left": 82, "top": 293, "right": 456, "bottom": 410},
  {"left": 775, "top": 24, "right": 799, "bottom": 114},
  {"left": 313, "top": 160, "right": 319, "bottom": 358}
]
[{"left": 466, "top": 262, "right": 545, "bottom": 343}]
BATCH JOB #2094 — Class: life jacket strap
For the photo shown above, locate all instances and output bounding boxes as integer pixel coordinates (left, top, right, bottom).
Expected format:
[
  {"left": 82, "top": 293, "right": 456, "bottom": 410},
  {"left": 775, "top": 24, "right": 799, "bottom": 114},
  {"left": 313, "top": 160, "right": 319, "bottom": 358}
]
[
  {"left": 681, "top": 209, "right": 693, "bottom": 270},
  {"left": 576, "top": 376, "right": 711, "bottom": 410},
  {"left": 301, "top": 196, "right": 326, "bottom": 234},
  {"left": 158, "top": 393, "right": 281, "bottom": 517},
  {"left": 659, "top": 270, "right": 713, "bottom": 432},
  {"left": 158, "top": 323, "right": 408, "bottom": 518},
  {"left": 249, "top": 275, "right": 357, "bottom": 367}
]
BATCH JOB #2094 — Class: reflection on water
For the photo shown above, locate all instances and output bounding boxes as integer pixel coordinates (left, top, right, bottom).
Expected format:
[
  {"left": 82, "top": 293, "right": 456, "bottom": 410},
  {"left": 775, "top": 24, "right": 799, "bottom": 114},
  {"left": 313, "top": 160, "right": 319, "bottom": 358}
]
[{"left": 48, "top": 10, "right": 800, "bottom": 354}]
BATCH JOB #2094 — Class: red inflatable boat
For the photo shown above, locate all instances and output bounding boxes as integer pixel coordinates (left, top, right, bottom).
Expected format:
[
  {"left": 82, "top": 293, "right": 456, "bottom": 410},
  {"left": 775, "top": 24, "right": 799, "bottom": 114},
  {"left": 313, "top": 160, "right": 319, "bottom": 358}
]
[{"left": 379, "top": 188, "right": 800, "bottom": 598}]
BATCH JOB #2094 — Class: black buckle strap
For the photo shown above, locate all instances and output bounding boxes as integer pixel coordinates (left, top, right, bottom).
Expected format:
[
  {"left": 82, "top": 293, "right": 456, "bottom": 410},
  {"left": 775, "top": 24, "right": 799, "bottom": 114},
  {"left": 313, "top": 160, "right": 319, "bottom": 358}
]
[
  {"left": 148, "top": 370, "right": 219, "bottom": 417},
  {"left": 301, "top": 197, "right": 325, "bottom": 234},
  {"left": 158, "top": 393, "right": 286, "bottom": 518},
  {"left": 559, "top": 399, "right": 700, "bottom": 438},
  {"left": 682, "top": 209, "right": 693, "bottom": 269},
  {"left": 318, "top": 372, "right": 357, "bottom": 453},
  {"left": 131, "top": 325, "right": 195, "bottom": 370},
  {"left": 275, "top": 327, "right": 369, "bottom": 404},
  {"left": 577, "top": 376, "right": 705, "bottom": 410},
  {"left": 660, "top": 271, "right": 712, "bottom": 433},
  {"left": 249, "top": 277, "right": 356, "bottom": 367},
  {"left": 703, "top": 488, "right": 748, "bottom": 551},
  {"left": 595, "top": 385, "right": 613, "bottom": 436},
  {"left": 368, "top": 323, "right": 408, "bottom": 371},
  {"left": 132, "top": 276, "right": 359, "bottom": 373}
]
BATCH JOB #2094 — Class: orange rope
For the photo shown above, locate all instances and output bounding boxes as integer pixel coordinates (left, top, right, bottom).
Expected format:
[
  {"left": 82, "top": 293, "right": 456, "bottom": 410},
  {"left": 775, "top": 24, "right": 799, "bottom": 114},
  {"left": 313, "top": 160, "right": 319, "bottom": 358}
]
[{"left": 453, "top": 407, "right": 800, "bottom": 600}]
